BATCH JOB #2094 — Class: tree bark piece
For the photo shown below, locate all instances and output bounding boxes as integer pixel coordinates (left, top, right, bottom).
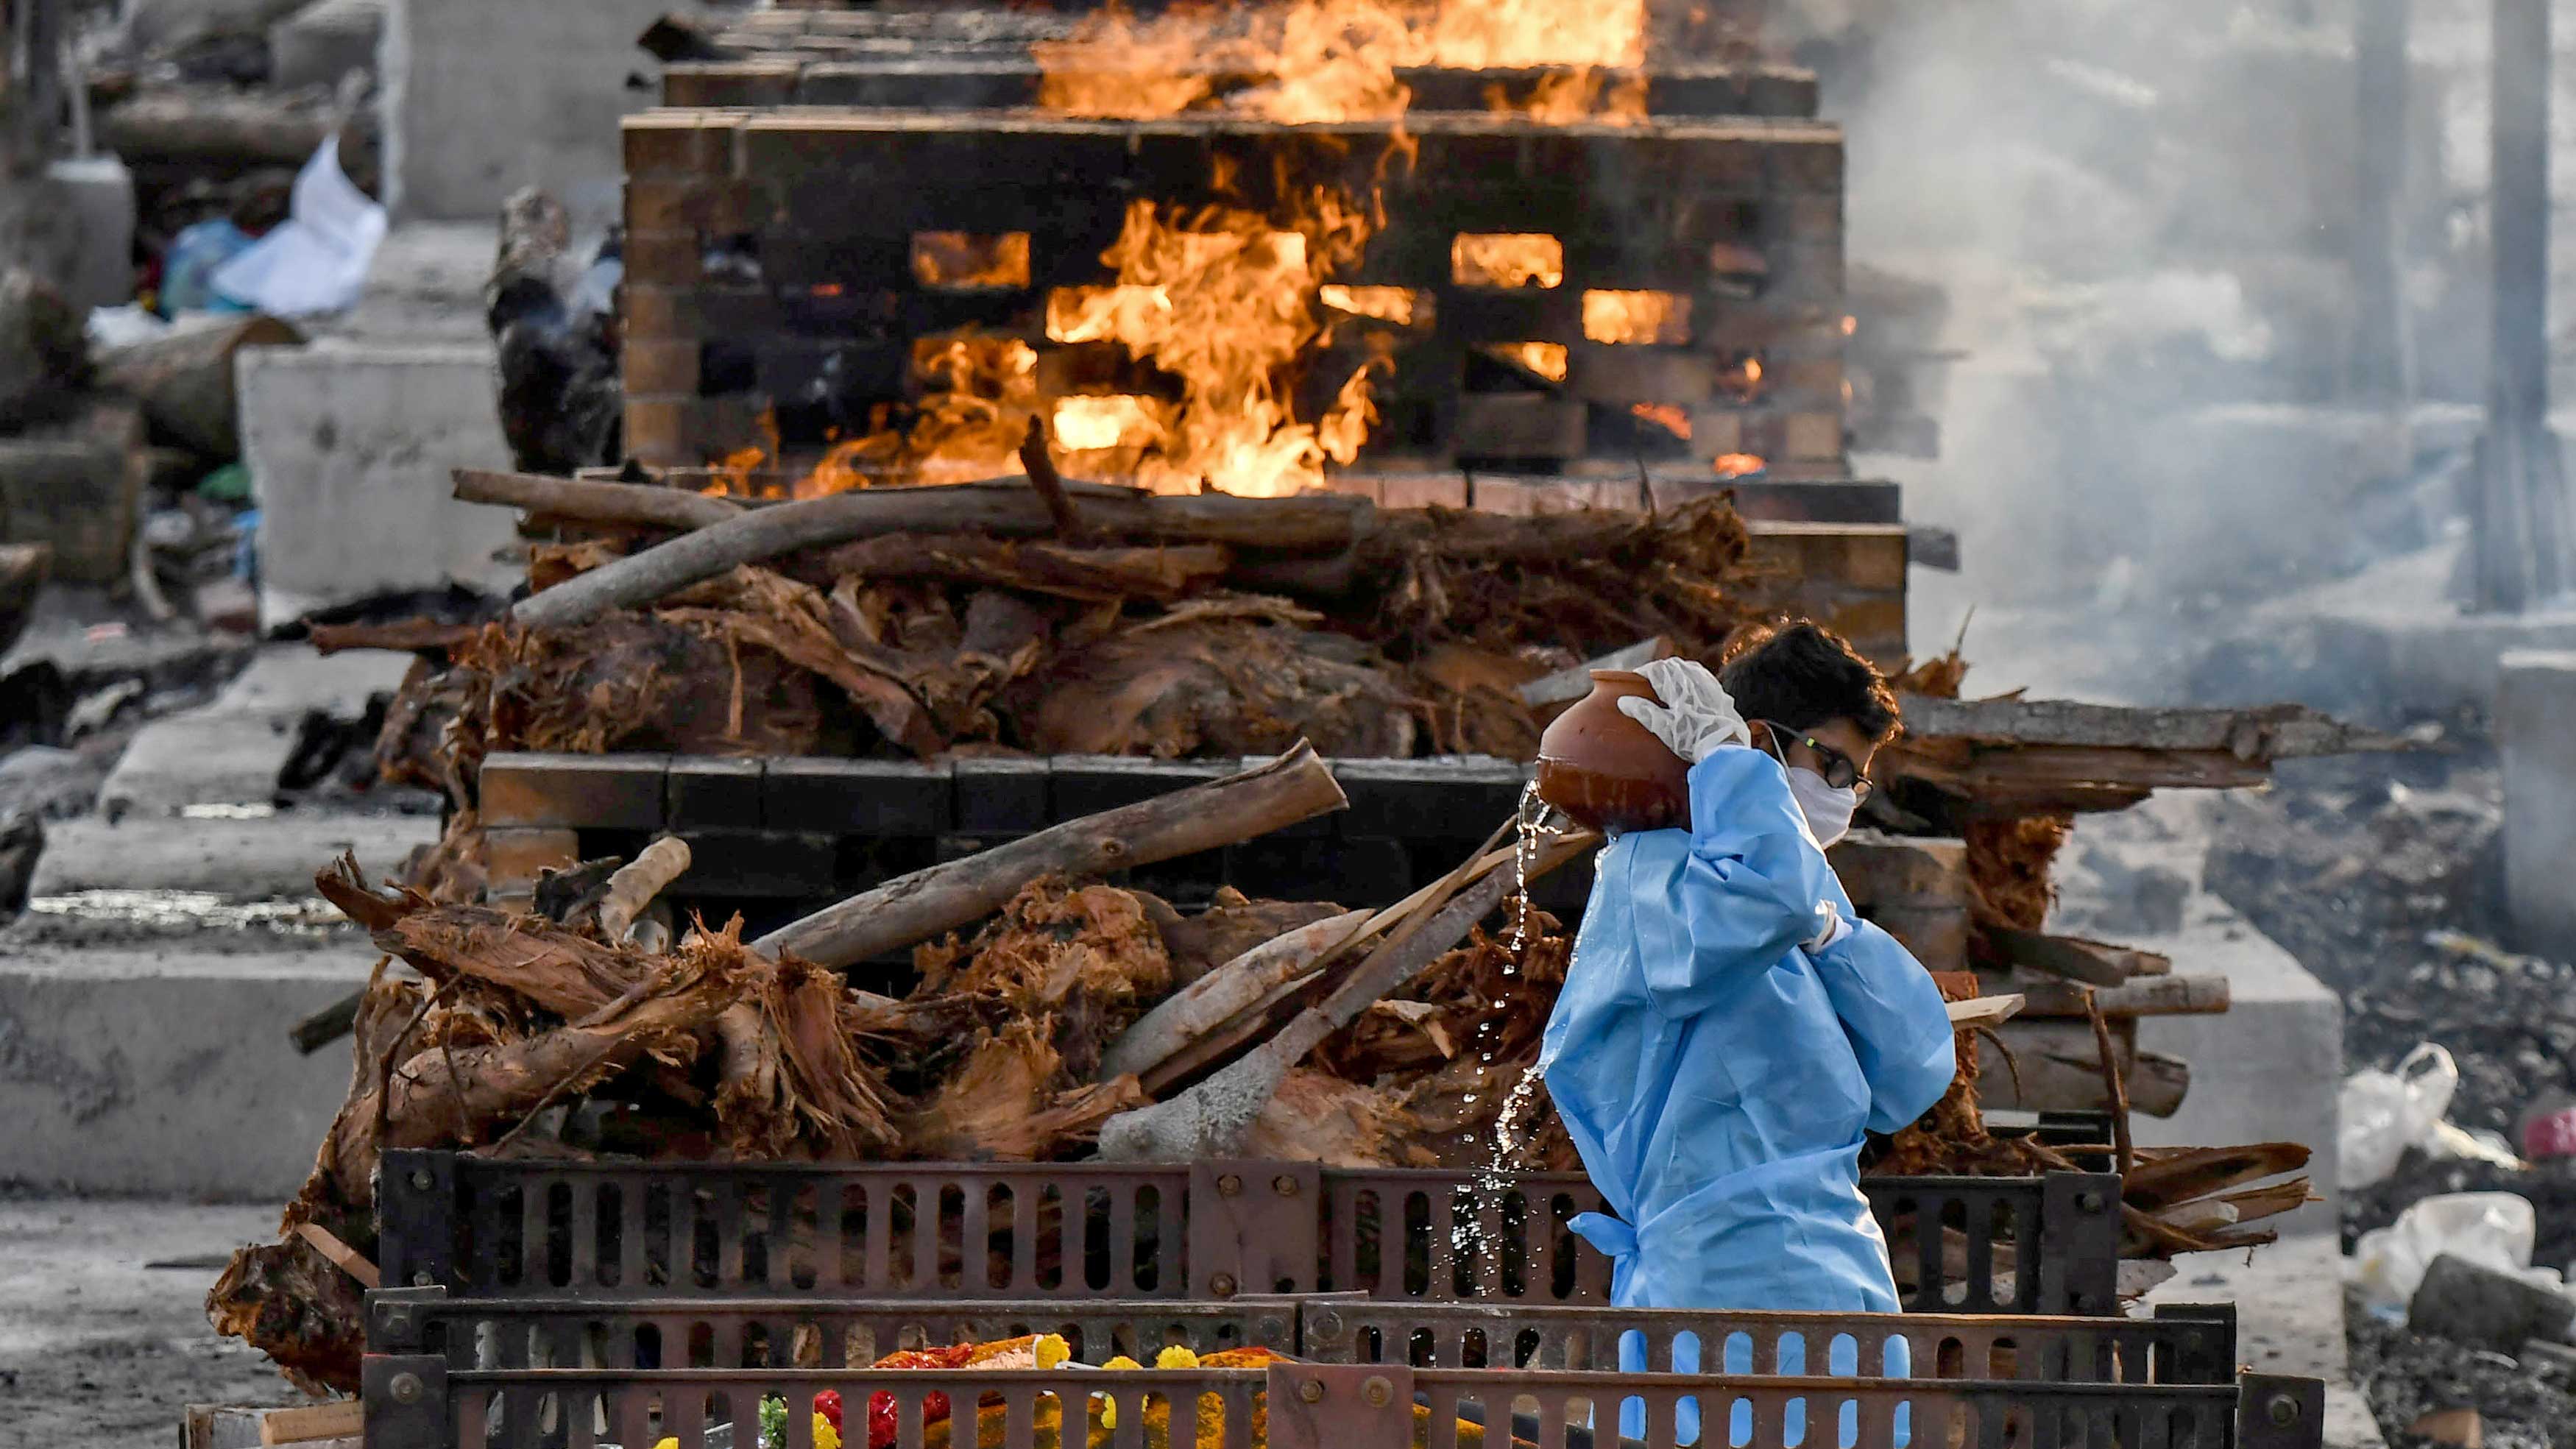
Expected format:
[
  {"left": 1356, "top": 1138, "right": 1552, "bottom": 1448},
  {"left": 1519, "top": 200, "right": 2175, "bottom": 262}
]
[
  {"left": 1899, "top": 695, "right": 2405, "bottom": 759},
  {"left": 506, "top": 481, "right": 1371, "bottom": 631},
  {"left": 454, "top": 467, "right": 744, "bottom": 531},
  {"left": 752, "top": 742, "right": 1348, "bottom": 968},
  {"left": 1975, "top": 1019, "right": 2190, "bottom": 1117},
  {"left": 98, "top": 314, "right": 304, "bottom": 458}
]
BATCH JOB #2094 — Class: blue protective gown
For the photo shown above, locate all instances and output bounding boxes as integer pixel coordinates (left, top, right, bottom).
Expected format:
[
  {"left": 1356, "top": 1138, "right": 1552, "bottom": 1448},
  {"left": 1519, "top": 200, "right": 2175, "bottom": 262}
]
[{"left": 1538, "top": 748, "right": 1956, "bottom": 1446}]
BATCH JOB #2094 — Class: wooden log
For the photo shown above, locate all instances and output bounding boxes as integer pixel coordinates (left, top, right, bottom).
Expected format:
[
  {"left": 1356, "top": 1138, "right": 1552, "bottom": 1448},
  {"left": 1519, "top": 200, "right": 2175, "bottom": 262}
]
[
  {"left": 2008, "top": 973, "right": 2229, "bottom": 1018},
  {"left": 1097, "top": 909, "right": 1370, "bottom": 1083},
  {"left": 1946, "top": 993, "right": 2024, "bottom": 1030},
  {"left": 506, "top": 481, "right": 1373, "bottom": 631},
  {"left": 597, "top": 836, "right": 691, "bottom": 943},
  {"left": 97, "top": 315, "right": 305, "bottom": 458},
  {"left": 454, "top": 467, "right": 744, "bottom": 531},
  {"left": 1097, "top": 829, "right": 1596, "bottom": 1161},
  {"left": 1899, "top": 695, "right": 2407, "bottom": 761},
  {"left": 97, "top": 85, "right": 338, "bottom": 168},
  {"left": 101, "top": 85, "right": 345, "bottom": 169},
  {"left": 1981, "top": 924, "right": 2170, "bottom": 985},
  {"left": 798, "top": 533, "right": 1231, "bottom": 601},
  {"left": 1517, "top": 637, "right": 1676, "bottom": 708},
  {"left": 753, "top": 742, "right": 1349, "bottom": 968}
]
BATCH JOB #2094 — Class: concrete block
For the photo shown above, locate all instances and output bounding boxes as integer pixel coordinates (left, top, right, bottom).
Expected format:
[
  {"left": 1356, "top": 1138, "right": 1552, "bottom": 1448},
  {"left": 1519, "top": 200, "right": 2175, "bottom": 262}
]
[
  {"left": 0, "top": 946, "right": 374, "bottom": 1198},
  {"left": 1048, "top": 755, "right": 1231, "bottom": 821},
  {"left": 479, "top": 753, "right": 668, "bottom": 829},
  {"left": 764, "top": 757, "right": 953, "bottom": 835},
  {"left": 666, "top": 756, "right": 765, "bottom": 831},
  {"left": 381, "top": 0, "right": 724, "bottom": 227},
  {"left": 2501, "top": 650, "right": 2576, "bottom": 954},
  {"left": 673, "top": 830, "right": 842, "bottom": 899},
  {"left": 953, "top": 755, "right": 1050, "bottom": 835},
  {"left": 269, "top": 0, "right": 386, "bottom": 92},
  {"left": 2129, "top": 894, "right": 2343, "bottom": 1234},
  {"left": 29, "top": 812, "right": 436, "bottom": 899},
  {"left": 238, "top": 341, "right": 520, "bottom": 627},
  {"left": 43, "top": 157, "right": 135, "bottom": 312},
  {"left": 2408, "top": 1253, "right": 2576, "bottom": 1353},
  {"left": 1331, "top": 755, "right": 1530, "bottom": 840}
]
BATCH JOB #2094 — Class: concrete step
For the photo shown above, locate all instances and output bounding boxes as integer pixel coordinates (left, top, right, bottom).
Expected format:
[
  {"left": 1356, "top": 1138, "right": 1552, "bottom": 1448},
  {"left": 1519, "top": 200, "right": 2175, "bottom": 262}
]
[
  {"left": 99, "top": 645, "right": 419, "bottom": 818},
  {"left": 29, "top": 811, "right": 438, "bottom": 899},
  {"left": 0, "top": 943, "right": 373, "bottom": 1198}
]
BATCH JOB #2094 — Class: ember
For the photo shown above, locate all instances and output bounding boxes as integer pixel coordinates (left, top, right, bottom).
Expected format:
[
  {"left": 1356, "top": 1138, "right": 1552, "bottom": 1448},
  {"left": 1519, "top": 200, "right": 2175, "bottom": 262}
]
[
  {"left": 1489, "top": 341, "right": 1569, "bottom": 382},
  {"left": 1453, "top": 233, "right": 1565, "bottom": 289},
  {"left": 1582, "top": 289, "right": 1692, "bottom": 345},
  {"left": 912, "top": 232, "right": 1034, "bottom": 291}
]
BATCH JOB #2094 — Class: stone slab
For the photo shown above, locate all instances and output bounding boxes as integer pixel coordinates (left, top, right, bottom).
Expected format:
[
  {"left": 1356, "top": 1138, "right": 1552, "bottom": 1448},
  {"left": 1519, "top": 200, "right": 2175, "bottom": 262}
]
[
  {"left": 2499, "top": 649, "right": 2576, "bottom": 953},
  {"left": 238, "top": 341, "right": 520, "bottom": 628},
  {"left": 2127, "top": 897, "right": 2344, "bottom": 1236},
  {"left": 269, "top": 0, "right": 385, "bottom": 92},
  {"left": 381, "top": 0, "right": 726, "bottom": 227},
  {"left": 98, "top": 645, "right": 417, "bottom": 818},
  {"left": 0, "top": 946, "right": 374, "bottom": 1198},
  {"left": 28, "top": 811, "right": 436, "bottom": 899}
]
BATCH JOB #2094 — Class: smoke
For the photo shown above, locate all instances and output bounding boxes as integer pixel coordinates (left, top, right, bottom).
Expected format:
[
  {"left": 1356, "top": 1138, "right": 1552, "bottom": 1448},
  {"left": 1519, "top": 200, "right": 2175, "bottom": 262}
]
[{"left": 1802, "top": 0, "right": 2510, "bottom": 698}]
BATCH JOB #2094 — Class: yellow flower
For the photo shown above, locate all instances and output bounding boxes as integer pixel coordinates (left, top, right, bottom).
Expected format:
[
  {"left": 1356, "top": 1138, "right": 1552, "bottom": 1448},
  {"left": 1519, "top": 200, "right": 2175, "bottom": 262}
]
[
  {"left": 1035, "top": 1333, "right": 1072, "bottom": 1370},
  {"left": 1152, "top": 1346, "right": 1200, "bottom": 1370},
  {"left": 653, "top": 1440, "right": 678, "bottom": 1449},
  {"left": 1102, "top": 1355, "right": 1142, "bottom": 1372},
  {"left": 814, "top": 1411, "right": 842, "bottom": 1449}
]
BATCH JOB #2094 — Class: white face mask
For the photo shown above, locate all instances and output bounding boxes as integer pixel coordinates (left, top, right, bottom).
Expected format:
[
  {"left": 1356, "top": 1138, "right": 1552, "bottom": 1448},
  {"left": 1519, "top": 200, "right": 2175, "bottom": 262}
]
[{"left": 1786, "top": 766, "right": 1859, "bottom": 849}]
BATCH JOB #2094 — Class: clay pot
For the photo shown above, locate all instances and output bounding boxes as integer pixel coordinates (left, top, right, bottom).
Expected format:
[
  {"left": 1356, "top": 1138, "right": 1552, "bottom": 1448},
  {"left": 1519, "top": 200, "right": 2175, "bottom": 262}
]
[{"left": 1534, "top": 670, "right": 1688, "bottom": 832}]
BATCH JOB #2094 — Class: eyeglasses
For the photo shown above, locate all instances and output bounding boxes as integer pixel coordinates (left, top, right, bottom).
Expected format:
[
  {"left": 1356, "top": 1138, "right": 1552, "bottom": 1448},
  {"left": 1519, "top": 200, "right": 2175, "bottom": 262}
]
[{"left": 1756, "top": 721, "right": 1873, "bottom": 798}]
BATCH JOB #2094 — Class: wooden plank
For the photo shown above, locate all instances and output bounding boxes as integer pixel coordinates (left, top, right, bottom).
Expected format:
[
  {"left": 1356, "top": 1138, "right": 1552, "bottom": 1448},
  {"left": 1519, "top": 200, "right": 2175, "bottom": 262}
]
[
  {"left": 1947, "top": 993, "right": 2023, "bottom": 1030},
  {"left": 258, "top": 1400, "right": 365, "bottom": 1445},
  {"left": 1899, "top": 695, "right": 2403, "bottom": 761},
  {"left": 1981, "top": 924, "right": 2171, "bottom": 985},
  {"left": 2005, "top": 973, "right": 2231, "bottom": 1018}
]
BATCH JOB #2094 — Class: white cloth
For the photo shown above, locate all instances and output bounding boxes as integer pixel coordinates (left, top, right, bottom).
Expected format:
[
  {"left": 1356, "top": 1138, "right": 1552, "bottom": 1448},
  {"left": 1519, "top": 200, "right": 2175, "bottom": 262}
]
[{"left": 1613, "top": 657, "right": 1751, "bottom": 764}]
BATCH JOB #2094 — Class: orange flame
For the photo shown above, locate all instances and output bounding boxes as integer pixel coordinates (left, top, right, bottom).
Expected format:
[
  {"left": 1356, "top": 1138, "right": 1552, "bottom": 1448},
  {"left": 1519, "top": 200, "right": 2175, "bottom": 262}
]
[
  {"left": 1582, "top": 290, "right": 1691, "bottom": 345},
  {"left": 1487, "top": 70, "right": 1648, "bottom": 125},
  {"left": 1631, "top": 402, "right": 1691, "bottom": 439},
  {"left": 1489, "top": 341, "right": 1568, "bottom": 382},
  {"left": 1320, "top": 283, "right": 1423, "bottom": 326},
  {"left": 1037, "top": 0, "right": 1646, "bottom": 124},
  {"left": 1454, "top": 233, "right": 1564, "bottom": 289},
  {"left": 1046, "top": 192, "right": 1380, "bottom": 496},
  {"left": 1713, "top": 453, "right": 1766, "bottom": 478},
  {"left": 912, "top": 233, "right": 1033, "bottom": 291}
]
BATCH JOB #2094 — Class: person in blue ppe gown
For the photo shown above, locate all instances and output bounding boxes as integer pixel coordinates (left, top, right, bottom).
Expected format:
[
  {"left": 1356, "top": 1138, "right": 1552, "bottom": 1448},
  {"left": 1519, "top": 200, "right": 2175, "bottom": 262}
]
[{"left": 1538, "top": 622, "right": 1957, "bottom": 1448}]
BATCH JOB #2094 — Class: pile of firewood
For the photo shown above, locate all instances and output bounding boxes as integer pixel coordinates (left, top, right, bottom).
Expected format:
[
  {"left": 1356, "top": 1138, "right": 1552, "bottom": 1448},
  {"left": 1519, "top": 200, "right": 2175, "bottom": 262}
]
[
  {"left": 210, "top": 745, "right": 1598, "bottom": 1391},
  {"left": 331, "top": 461, "right": 1760, "bottom": 798}
]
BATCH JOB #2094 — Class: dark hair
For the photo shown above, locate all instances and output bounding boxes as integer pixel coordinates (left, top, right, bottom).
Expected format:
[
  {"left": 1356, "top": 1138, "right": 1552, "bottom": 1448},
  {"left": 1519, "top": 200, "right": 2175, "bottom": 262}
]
[{"left": 1718, "top": 620, "right": 1900, "bottom": 742}]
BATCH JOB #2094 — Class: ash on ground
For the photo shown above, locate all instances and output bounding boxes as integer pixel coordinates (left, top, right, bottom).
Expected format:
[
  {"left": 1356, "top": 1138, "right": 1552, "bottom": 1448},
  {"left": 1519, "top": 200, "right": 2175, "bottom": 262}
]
[
  {"left": 2187, "top": 719, "right": 2576, "bottom": 1446},
  {"left": 2349, "top": 1288, "right": 2576, "bottom": 1449}
]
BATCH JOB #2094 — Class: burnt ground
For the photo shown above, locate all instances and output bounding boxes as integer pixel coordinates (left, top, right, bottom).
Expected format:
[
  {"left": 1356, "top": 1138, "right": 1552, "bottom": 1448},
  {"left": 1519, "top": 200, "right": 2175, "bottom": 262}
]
[
  {"left": 2195, "top": 718, "right": 2576, "bottom": 1446},
  {"left": 0, "top": 1193, "right": 303, "bottom": 1446}
]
